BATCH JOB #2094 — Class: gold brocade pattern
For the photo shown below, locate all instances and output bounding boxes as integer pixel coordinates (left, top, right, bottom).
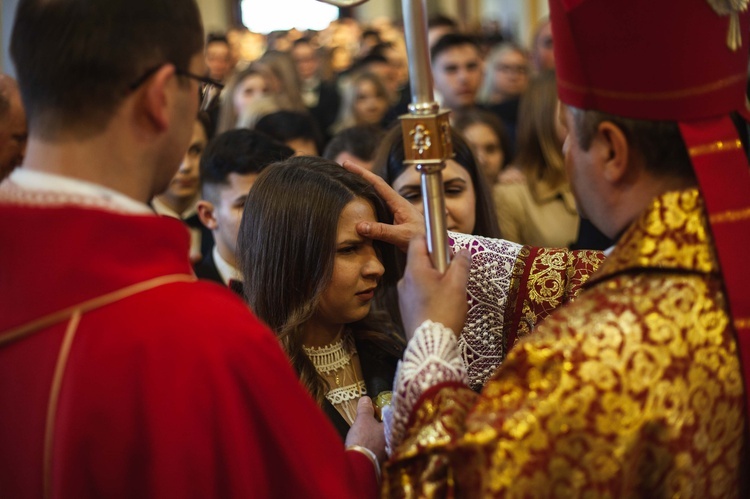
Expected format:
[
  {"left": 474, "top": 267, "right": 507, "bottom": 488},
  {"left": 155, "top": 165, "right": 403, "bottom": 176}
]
[
  {"left": 503, "top": 247, "right": 604, "bottom": 346},
  {"left": 385, "top": 189, "right": 745, "bottom": 497}
]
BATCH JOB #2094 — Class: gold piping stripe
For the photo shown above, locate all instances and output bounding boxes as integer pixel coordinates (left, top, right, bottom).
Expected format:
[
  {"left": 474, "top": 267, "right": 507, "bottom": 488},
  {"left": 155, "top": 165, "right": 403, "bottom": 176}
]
[
  {"left": 709, "top": 207, "right": 750, "bottom": 224},
  {"left": 735, "top": 318, "right": 750, "bottom": 330},
  {"left": 558, "top": 73, "right": 746, "bottom": 101},
  {"left": 44, "top": 310, "right": 81, "bottom": 499},
  {"left": 0, "top": 274, "right": 196, "bottom": 348},
  {"left": 688, "top": 139, "right": 743, "bottom": 157}
]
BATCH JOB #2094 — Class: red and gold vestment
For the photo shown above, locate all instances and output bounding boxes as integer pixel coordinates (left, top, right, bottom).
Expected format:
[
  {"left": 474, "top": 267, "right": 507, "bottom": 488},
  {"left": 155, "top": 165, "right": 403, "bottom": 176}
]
[{"left": 384, "top": 189, "right": 745, "bottom": 497}]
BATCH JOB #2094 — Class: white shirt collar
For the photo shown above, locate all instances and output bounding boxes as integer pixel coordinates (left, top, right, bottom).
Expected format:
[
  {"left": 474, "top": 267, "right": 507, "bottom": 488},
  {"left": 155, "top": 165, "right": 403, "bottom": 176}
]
[
  {"left": 151, "top": 196, "right": 198, "bottom": 220},
  {"left": 213, "top": 245, "right": 242, "bottom": 286},
  {"left": 9, "top": 168, "right": 153, "bottom": 215}
]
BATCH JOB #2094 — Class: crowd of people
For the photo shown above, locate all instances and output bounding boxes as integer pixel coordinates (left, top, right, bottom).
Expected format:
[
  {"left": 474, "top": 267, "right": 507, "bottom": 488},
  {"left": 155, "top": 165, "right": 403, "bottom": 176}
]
[{"left": 1, "top": 0, "right": 749, "bottom": 496}]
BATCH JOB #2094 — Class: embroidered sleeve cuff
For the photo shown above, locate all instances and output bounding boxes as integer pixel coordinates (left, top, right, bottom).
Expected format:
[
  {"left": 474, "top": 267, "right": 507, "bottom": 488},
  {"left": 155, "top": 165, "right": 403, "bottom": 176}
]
[
  {"left": 449, "top": 232, "right": 522, "bottom": 391},
  {"left": 385, "top": 320, "right": 468, "bottom": 455}
]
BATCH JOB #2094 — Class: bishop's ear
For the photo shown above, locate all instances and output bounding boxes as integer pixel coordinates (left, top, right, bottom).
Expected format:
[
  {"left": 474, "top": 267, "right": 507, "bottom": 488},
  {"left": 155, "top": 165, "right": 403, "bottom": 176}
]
[
  {"left": 597, "top": 121, "right": 630, "bottom": 183},
  {"left": 197, "top": 200, "right": 217, "bottom": 230}
]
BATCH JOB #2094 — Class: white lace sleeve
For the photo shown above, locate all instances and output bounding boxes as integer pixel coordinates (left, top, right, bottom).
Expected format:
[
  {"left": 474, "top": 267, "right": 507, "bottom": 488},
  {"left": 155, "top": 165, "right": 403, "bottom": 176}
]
[
  {"left": 449, "top": 232, "right": 523, "bottom": 390},
  {"left": 384, "top": 320, "right": 467, "bottom": 456}
]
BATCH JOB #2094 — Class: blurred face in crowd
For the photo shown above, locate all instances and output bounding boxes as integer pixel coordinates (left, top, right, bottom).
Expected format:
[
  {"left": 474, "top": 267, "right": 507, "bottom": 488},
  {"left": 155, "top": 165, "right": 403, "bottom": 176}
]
[
  {"left": 205, "top": 41, "right": 232, "bottom": 81},
  {"left": 291, "top": 43, "right": 319, "bottom": 81},
  {"left": 392, "top": 159, "right": 477, "bottom": 234},
  {"left": 0, "top": 87, "right": 27, "bottom": 180},
  {"left": 461, "top": 123, "right": 504, "bottom": 185},
  {"left": 493, "top": 49, "right": 529, "bottom": 100},
  {"left": 353, "top": 79, "right": 388, "bottom": 126},
  {"left": 364, "top": 61, "right": 399, "bottom": 100},
  {"left": 202, "top": 172, "right": 259, "bottom": 268},
  {"left": 311, "top": 198, "right": 385, "bottom": 332},
  {"left": 331, "top": 47, "right": 353, "bottom": 73},
  {"left": 433, "top": 44, "right": 483, "bottom": 110},
  {"left": 534, "top": 21, "right": 555, "bottom": 71},
  {"left": 162, "top": 120, "right": 207, "bottom": 208},
  {"left": 233, "top": 73, "right": 267, "bottom": 115}
]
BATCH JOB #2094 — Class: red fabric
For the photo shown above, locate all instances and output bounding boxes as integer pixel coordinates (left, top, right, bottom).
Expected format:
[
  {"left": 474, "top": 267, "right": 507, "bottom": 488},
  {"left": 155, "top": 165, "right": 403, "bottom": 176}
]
[
  {"left": 0, "top": 203, "right": 377, "bottom": 498},
  {"left": 550, "top": 0, "right": 750, "bottom": 121},
  {"left": 679, "top": 117, "right": 750, "bottom": 427}
]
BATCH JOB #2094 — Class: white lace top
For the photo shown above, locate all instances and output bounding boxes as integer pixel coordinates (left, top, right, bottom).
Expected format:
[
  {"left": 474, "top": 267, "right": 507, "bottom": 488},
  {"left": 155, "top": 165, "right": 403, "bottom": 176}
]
[{"left": 304, "top": 333, "right": 366, "bottom": 425}]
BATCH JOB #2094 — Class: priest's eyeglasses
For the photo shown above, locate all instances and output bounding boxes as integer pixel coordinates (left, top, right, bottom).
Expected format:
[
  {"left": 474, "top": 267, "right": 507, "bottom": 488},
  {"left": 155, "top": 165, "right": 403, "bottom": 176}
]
[{"left": 128, "top": 64, "right": 224, "bottom": 112}]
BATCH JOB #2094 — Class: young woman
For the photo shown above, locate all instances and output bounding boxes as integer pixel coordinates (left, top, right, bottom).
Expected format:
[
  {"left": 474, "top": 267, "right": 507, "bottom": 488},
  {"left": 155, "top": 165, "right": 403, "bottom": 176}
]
[
  {"left": 452, "top": 108, "right": 512, "bottom": 187},
  {"left": 216, "top": 64, "right": 273, "bottom": 133},
  {"left": 493, "top": 71, "right": 579, "bottom": 248},
  {"left": 332, "top": 72, "right": 390, "bottom": 134},
  {"left": 238, "top": 156, "right": 404, "bottom": 439},
  {"left": 374, "top": 125, "right": 500, "bottom": 238}
]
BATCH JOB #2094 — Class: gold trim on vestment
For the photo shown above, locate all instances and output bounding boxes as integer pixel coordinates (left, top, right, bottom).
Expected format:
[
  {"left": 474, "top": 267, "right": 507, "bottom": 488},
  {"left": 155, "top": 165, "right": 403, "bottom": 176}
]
[
  {"left": 0, "top": 274, "right": 196, "bottom": 348},
  {"left": 708, "top": 206, "right": 750, "bottom": 224},
  {"left": 735, "top": 318, "right": 750, "bottom": 329},
  {"left": 688, "top": 139, "right": 743, "bottom": 157},
  {"left": 558, "top": 73, "right": 746, "bottom": 101},
  {"left": 44, "top": 310, "right": 81, "bottom": 499}
]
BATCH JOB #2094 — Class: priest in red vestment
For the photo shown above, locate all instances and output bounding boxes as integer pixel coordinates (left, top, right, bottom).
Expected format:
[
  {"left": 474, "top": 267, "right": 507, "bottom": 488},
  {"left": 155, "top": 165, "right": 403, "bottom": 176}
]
[
  {"left": 0, "top": 0, "right": 383, "bottom": 497},
  {"left": 373, "top": 0, "right": 750, "bottom": 496}
]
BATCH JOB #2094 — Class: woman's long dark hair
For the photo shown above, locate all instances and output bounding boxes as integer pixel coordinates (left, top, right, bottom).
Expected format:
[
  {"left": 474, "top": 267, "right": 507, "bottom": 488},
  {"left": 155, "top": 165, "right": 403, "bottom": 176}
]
[{"left": 238, "top": 156, "right": 403, "bottom": 405}]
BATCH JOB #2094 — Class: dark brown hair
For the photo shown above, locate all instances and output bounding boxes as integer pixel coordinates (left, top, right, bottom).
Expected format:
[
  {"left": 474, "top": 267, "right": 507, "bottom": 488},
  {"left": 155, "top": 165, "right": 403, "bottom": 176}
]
[
  {"left": 11, "top": 0, "right": 203, "bottom": 140},
  {"left": 238, "top": 156, "right": 403, "bottom": 404}
]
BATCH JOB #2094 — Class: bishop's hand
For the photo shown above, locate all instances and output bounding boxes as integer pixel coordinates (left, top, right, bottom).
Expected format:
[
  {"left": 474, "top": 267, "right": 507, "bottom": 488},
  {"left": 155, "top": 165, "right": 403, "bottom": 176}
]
[
  {"left": 399, "top": 236, "right": 471, "bottom": 340},
  {"left": 342, "top": 160, "right": 425, "bottom": 253}
]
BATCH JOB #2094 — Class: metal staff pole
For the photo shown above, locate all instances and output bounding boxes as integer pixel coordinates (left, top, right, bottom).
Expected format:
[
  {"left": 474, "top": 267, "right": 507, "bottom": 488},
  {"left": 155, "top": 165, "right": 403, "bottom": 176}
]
[{"left": 318, "top": 0, "right": 453, "bottom": 273}]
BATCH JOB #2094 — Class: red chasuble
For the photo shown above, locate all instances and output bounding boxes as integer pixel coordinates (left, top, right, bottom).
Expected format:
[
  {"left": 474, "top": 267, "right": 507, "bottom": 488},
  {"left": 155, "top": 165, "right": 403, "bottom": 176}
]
[{"left": 0, "top": 186, "right": 378, "bottom": 498}]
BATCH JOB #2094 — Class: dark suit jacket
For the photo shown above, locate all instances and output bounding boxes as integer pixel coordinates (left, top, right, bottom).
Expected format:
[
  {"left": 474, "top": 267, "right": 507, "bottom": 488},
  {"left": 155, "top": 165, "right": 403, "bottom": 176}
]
[
  {"left": 193, "top": 250, "right": 244, "bottom": 297},
  {"left": 323, "top": 336, "right": 401, "bottom": 440}
]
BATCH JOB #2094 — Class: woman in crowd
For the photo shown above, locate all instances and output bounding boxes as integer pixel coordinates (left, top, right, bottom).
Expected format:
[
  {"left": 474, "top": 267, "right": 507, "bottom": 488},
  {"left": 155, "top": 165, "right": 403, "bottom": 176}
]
[
  {"left": 452, "top": 108, "right": 511, "bottom": 187},
  {"left": 374, "top": 125, "right": 500, "bottom": 238},
  {"left": 259, "top": 50, "right": 307, "bottom": 112},
  {"left": 479, "top": 42, "right": 530, "bottom": 106},
  {"left": 216, "top": 64, "right": 273, "bottom": 133},
  {"left": 493, "top": 71, "right": 579, "bottom": 248},
  {"left": 331, "top": 72, "right": 390, "bottom": 134},
  {"left": 238, "top": 157, "right": 403, "bottom": 439}
]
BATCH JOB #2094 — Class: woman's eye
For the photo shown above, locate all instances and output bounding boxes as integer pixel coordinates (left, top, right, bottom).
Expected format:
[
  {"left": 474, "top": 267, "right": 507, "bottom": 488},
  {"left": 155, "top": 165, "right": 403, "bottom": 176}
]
[
  {"left": 337, "top": 245, "right": 358, "bottom": 254},
  {"left": 401, "top": 192, "right": 421, "bottom": 202},
  {"left": 445, "top": 186, "right": 465, "bottom": 196}
]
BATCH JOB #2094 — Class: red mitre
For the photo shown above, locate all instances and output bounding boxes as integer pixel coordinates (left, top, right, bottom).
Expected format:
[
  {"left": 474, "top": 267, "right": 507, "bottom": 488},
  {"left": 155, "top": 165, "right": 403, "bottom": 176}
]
[{"left": 551, "top": 0, "right": 750, "bottom": 434}]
